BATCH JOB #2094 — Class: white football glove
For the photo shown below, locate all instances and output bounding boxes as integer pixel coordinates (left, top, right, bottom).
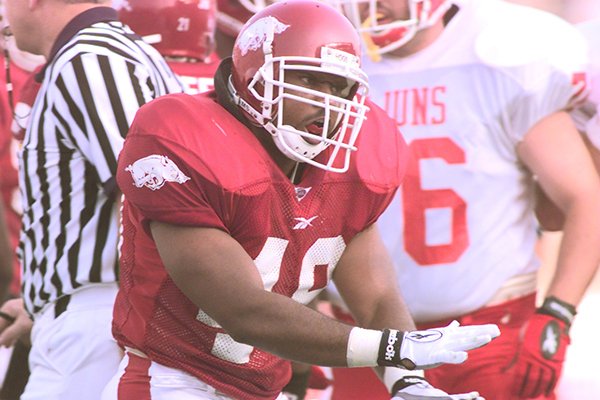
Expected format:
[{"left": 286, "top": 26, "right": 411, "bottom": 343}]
[
  {"left": 391, "top": 376, "right": 484, "bottom": 400},
  {"left": 379, "top": 320, "right": 500, "bottom": 369}
]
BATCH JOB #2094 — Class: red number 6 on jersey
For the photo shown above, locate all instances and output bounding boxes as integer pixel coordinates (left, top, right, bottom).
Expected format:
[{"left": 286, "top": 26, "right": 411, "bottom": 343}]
[{"left": 402, "top": 137, "right": 469, "bottom": 266}]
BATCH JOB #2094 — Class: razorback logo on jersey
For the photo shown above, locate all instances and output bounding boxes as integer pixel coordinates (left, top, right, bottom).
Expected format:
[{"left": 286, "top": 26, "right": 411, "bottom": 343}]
[{"left": 125, "top": 154, "right": 190, "bottom": 191}]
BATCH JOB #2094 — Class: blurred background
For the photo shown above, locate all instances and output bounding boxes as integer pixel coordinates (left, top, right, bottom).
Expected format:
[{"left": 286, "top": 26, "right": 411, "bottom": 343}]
[{"left": 508, "top": 2, "right": 600, "bottom": 400}]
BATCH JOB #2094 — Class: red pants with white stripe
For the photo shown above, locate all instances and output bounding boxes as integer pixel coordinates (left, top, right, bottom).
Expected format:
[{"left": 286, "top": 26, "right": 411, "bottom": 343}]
[{"left": 101, "top": 351, "right": 289, "bottom": 400}]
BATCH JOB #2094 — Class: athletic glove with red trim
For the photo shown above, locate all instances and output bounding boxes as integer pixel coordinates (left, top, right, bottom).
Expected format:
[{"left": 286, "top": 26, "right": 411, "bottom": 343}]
[{"left": 511, "top": 296, "right": 575, "bottom": 398}]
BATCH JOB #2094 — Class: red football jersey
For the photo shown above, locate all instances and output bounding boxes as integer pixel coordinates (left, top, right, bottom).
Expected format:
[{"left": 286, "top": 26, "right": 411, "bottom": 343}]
[
  {"left": 0, "top": 57, "right": 35, "bottom": 297},
  {"left": 114, "top": 92, "right": 408, "bottom": 400},
  {"left": 167, "top": 54, "right": 220, "bottom": 95}
]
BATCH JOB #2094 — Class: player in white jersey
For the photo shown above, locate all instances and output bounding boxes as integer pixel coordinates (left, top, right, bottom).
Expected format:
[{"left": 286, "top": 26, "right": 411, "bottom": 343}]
[
  {"left": 575, "top": 20, "right": 600, "bottom": 157},
  {"left": 539, "top": 20, "right": 600, "bottom": 228},
  {"left": 324, "top": 1, "right": 600, "bottom": 399}
]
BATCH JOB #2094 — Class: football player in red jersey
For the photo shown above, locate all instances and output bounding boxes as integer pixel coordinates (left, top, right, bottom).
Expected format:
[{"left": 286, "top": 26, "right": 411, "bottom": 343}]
[
  {"left": 103, "top": 1, "right": 500, "bottom": 400},
  {"left": 115, "top": 0, "right": 220, "bottom": 95}
]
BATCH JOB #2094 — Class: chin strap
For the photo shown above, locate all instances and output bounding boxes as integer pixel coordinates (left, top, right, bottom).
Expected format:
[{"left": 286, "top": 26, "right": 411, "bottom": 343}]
[
  {"left": 289, "top": 162, "right": 300, "bottom": 183},
  {"left": 227, "top": 75, "right": 274, "bottom": 131}
]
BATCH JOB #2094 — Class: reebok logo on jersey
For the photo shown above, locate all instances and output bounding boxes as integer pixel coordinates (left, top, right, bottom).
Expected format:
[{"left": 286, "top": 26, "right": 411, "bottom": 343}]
[
  {"left": 126, "top": 155, "right": 190, "bottom": 191},
  {"left": 294, "top": 186, "right": 312, "bottom": 202},
  {"left": 406, "top": 330, "right": 442, "bottom": 343},
  {"left": 385, "top": 329, "right": 399, "bottom": 361},
  {"left": 293, "top": 216, "right": 318, "bottom": 230}
]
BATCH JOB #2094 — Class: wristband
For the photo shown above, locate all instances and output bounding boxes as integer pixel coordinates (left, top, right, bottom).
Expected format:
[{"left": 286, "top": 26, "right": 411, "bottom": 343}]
[
  {"left": 538, "top": 296, "right": 576, "bottom": 330},
  {"left": 539, "top": 296, "right": 576, "bottom": 323},
  {"left": 378, "top": 329, "right": 402, "bottom": 366},
  {"left": 377, "top": 329, "right": 416, "bottom": 370},
  {"left": 346, "top": 327, "right": 417, "bottom": 369},
  {"left": 390, "top": 375, "right": 430, "bottom": 395},
  {"left": 383, "top": 367, "right": 424, "bottom": 394},
  {"left": 346, "top": 327, "right": 382, "bottom": 367}
]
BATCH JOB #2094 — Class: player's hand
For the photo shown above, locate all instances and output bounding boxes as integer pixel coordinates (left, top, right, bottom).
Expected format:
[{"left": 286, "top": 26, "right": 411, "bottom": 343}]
[
  {"left": 282, "top": 365, "right": 330, "bottom": 400},
  {"left": 391, "top": 376, "right": 484, "bottom": 400},
  {"left": 511, "top": 296, "right": 574, "bottom": 398},
  {"left": 0, "top": 298, "right": 32, "bottom": 347},
  {"left": 379, "top": 320, "right": 500, "bottom": 370}
]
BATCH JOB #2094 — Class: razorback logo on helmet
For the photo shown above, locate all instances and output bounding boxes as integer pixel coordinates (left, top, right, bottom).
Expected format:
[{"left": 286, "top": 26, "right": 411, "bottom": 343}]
[
  {"left": 125, "top": 155, "right": 190, "bottom": 191},
  {"left": 237, "top": 16, "right": 289, "bottom": 56},
  {"left": 112, "top": 0, "right": 131, "bottom": 11}
]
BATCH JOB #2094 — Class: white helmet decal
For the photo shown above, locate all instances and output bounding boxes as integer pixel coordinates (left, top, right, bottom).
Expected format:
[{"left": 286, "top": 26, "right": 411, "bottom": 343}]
[{"left": 237, "top": 16, "right": 289, "bottom": 56}]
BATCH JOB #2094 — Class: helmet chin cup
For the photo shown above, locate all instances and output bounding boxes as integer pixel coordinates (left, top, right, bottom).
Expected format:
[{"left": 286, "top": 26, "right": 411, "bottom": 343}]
[{"left": 273, "top": 125, "right": 328, "bottom": 163}]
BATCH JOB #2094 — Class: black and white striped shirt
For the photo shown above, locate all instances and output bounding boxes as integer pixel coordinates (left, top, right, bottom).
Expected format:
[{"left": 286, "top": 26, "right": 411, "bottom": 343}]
[{"left": 18, "top": 7, "right": 183, "bottom": 315}]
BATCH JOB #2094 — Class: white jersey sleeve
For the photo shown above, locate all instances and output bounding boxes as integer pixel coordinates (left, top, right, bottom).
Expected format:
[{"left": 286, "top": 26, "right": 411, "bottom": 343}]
[
  {"left": 369, "top": 0, "right": 588, "bottom": 322},
  {"left": 572, "top": 19, "right": 600, "bottom": 150}
]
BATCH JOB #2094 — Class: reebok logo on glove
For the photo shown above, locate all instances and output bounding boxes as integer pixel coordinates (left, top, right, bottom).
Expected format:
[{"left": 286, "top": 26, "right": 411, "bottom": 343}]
[
  {"left": 406, "top": 331, "right": 442, "bottom": 342},
  {"left": 385, "top": 330, "right": 399, "bottom": 361}
]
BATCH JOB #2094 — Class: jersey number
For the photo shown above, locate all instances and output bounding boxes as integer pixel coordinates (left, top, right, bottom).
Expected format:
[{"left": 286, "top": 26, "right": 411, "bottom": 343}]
[
  {"left": 177, "top": 17, "right": 191, "bottom": 32},
  {"left": 197, "top": 236, "right": 345, "bottom": 364},
  {"left": 402, "top": 137, "right": 469, "bottom": 265}
]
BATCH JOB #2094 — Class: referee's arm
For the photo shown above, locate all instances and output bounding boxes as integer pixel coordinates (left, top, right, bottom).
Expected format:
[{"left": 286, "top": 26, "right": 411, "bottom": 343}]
[{"left": 51, "top": 52, "right": 160, "bottom": 195}]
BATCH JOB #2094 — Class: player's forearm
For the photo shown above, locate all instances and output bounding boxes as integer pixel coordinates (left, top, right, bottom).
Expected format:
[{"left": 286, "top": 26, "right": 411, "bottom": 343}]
[
  {"left": 547, "top": 196, "right": 600, "bottom": 306},
  {"left": 353, "top": 289, "right": 416, "bottom": 332},
  {"left": 217, "top": 289, "right": 353, "bottom": 366}
]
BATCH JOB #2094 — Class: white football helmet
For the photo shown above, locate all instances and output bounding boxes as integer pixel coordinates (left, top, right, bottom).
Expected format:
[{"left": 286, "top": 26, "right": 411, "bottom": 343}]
[
  {"left": 330, "top": 0, "right": 453, "bottom": 61},
  {"left": 230, "top": 0, "right": 369, "bottom": 173}
]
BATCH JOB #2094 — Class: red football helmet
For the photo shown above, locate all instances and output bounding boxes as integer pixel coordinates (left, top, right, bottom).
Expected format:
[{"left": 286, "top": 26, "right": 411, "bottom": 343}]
[
  {"left": 114, "top": 0, "right": 217, "bottom": 60},
  {"left": 230, "top": 0, "right": 369, "bottom": 173},
  {"left": 331, "top": 0, "right": 452, "bottom": 61}
]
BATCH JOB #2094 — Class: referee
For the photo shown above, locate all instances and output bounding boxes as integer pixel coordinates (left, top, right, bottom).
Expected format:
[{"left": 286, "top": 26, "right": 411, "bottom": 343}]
[{"left": 0, "top": 1, "right": 182, "bottom": 399}]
